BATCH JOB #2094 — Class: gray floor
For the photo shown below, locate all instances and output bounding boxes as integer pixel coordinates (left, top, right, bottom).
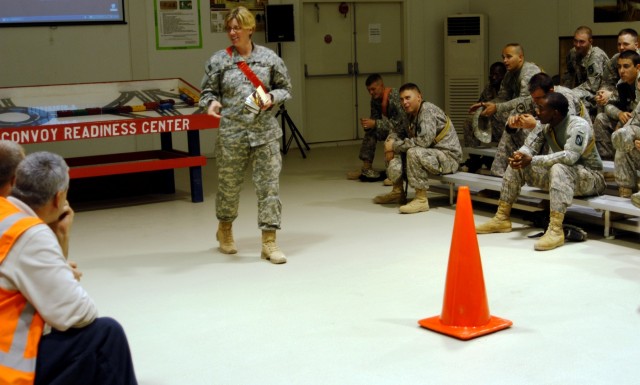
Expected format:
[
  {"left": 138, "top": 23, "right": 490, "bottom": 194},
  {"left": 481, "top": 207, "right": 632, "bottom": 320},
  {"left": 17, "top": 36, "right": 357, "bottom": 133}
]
[{"left": 70, "top": 144, "right": 640, "bottom": 385}]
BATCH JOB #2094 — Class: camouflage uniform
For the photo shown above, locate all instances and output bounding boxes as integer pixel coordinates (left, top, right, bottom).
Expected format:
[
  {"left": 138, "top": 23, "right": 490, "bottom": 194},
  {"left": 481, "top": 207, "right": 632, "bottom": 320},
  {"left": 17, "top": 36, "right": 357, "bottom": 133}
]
[
  {"left": 599, "top": 50, "right": 640, "bottom": 106},
  {"left": 200, "top": 44, "right": 292, "bottom": 230},
  {"left": 489, "top": 85, "right": 591, "bottom": 172},
  {"left": 561, "top": 46, "right": 609, "bottom": 109},
  {"left": 602, "top": 52, "right": 622, "bottom": 90},
  {"left": 463, "top": 84, "right": 500, "bottom": 147},
  {"left": 612, "top": 118, "right": 640, "bottom": 190},
  {"left": 592, "top": 77, "right": 639, "bottom": 160},
  {"left": 359, "top": 88, "right": 406, "bottom": 162},
  {"left": 499, "top": 115, "right": 605, "bottom": 214},
  {"left": 387, "top": 102, "right": 462, "bottom": 190},
  {"left": 488, "top": 61, "right": 542, "bottom": 176}
]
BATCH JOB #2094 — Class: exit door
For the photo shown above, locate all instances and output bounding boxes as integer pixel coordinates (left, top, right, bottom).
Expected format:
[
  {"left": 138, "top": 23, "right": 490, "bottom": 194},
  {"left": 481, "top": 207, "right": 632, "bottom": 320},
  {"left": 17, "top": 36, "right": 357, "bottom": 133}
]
[{"left": 302, "top": 2, "right": 403, "bottom": 143}]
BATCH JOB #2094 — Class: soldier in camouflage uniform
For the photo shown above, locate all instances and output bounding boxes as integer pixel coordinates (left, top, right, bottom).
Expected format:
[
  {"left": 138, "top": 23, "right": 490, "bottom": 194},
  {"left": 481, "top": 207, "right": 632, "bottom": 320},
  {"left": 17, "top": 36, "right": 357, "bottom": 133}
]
[
  {"left": 476, "top": 92, "right": 605, "bottom": 251},
  {"left": 599, "top": 29, "right": 638, "bottom": 93},
  {"left": 561, "top": 26, "right": 609, "bottom": 112},
  {"left": 592, "top": 50, "right": 640, "bottom": 160},
  {"left": 468, "top": 43, "right": 541, "bottom": 177},
  {"left": 493, "top": 72, "right": 591, "bottom": 170},
  {"left": 347, "top": 74, "right": 406, "bottom": 183},
  {"left": 612, "top": 116, "right": 640, "bottom": 205},
  {"left": 200, "top": 6, "right": 292, "bottom": 264},
  {"left": 461, "top": 62, "right": 506, "bottom": 173},
  {"left": 373, "top": 83, "right": 462, "bottom": 214}
]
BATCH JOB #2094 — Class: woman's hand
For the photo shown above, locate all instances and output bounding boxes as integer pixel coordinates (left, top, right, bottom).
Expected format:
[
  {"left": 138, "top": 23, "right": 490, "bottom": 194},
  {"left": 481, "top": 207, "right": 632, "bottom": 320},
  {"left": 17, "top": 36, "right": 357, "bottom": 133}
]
[{"left": 207, "top": 101, "right": 222, "bottom": 118}]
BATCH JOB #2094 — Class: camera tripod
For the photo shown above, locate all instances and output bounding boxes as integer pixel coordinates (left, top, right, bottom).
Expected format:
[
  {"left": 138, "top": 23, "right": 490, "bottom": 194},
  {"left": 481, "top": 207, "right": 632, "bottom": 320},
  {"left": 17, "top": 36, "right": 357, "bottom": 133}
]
[
  {"left": 274, "top": 42, "right": 309, "bottom": 158},
  {"left": 276, "top": 103, "right": 310, "bottom": 158}
]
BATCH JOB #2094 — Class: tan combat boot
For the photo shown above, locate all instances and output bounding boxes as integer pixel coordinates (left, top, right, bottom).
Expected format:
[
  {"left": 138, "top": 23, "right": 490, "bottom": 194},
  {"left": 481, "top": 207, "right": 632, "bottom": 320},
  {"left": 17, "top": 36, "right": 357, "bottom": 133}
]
[
  {"left": 534, "top": 211, "right": 565, "bottom": 251},
  {"left": 261, "top": 230, "right": 287, "bottom": 264},
  {"left": 619, "top": 186, "right": 633, "bottom": 198},
  {"left": 216, "top": 221, "right": 237, "bottom": 254},
  {"left": 475, "top": 200, "right": 512, "bottom": 234},
  {"left": 373, "top": 182, "right": 405, "bottom": 204},
  {"left": 399, "top": 189, "right": 429, "bottom": 214}
]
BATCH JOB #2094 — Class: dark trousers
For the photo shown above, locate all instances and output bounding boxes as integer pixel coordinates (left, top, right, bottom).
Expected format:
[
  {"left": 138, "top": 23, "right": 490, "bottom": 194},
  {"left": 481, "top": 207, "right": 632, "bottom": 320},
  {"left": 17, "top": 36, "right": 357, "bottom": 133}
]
[{"left": 35, "top": 317, "right": 137, "bottom": 385}]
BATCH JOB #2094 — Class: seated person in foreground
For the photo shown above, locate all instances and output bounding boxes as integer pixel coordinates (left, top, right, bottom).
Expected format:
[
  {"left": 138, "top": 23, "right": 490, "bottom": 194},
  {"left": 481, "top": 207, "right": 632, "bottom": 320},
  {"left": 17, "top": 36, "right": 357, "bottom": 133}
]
[
  {"left": 612, "top": 115, "right": 640, "bottom": 204},
  {"left": 0, "top": 151, "right": 137, "bottom": 384},
  {"left": 0, "top": 140, "right": 25, "bottom": 197},
  {"left": 593, "top": 50, "right": 640, "bottom": 160},
  {"left": 374, "top": 83, "right": 462, "bottom": 214},
  {"left": 475, "top": 92, "right": 605, "bottom": 251}
]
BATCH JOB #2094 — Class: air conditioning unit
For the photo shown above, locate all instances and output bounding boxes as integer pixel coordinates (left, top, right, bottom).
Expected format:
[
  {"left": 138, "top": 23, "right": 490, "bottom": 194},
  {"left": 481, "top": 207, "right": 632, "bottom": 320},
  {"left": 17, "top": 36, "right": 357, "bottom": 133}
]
[{"left": 444, "top": 14, "right": 488, "bottom": 138}]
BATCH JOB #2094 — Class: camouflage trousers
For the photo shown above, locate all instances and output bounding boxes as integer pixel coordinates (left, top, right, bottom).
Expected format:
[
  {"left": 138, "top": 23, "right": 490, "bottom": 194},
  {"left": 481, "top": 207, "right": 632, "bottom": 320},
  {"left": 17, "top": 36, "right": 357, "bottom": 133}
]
[
  {"left": 215, "top": 135, "right": 282, "bottom": 230},
  {"left": 490, "top": 128, "right": 529, "bottom": 177},
  {"left": 386, "top": 147, "right": 459, "bottom": 190},
  {"left": 592, "top": 112, "right": 616, "bottom": 161},
  {"left": 614, "top": 148, "right": 640, "bottom": 189},
  {"left": 359, "top": 126, "right": 390, "bottom": 162},
  {"left": 500, "top": 163, "right": 605, "bottom": 213}
]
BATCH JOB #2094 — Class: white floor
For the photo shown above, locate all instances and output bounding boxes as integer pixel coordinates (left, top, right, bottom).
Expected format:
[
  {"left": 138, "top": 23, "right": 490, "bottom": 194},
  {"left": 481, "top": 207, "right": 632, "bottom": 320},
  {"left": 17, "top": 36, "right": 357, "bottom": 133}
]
[{"left": 70, "top": 144, "right": 640, "bottom": 385}]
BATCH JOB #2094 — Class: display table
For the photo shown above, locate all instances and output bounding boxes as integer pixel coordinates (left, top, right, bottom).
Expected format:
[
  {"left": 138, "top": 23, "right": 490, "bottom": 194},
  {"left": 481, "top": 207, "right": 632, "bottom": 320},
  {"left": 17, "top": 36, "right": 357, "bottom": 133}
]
[{"left": 0, "top": 78, "right": 218, "bottom": 202}]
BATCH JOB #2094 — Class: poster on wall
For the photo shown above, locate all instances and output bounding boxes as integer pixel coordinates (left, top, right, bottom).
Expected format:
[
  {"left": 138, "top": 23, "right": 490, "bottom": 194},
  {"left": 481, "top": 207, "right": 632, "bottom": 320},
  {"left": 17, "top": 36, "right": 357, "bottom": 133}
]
[
  {"left": 594, "top": 0, "right": 640, "bottom": 22},
  {"left": 154, "top": 0, "right": 202, "bottom": 49}
]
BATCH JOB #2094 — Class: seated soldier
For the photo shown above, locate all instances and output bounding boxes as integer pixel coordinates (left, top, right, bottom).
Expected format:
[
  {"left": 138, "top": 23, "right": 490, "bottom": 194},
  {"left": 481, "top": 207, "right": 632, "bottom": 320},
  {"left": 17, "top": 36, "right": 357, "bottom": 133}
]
[
  {"left": 612, "top": 116, "right": 640, "bottom": 202},
  {"left": 475, "top": 92, "right": 605, "bottom": 251},
  {"left": 596, "top": 28, "right": 638, "bottom": 105},
  {"left": 593, "top": 50, "right": 640, "bottom": 160},
  {"left": 347, "top": 74, "right": 406, "bottom": 183},
  {"left": 487, "top": 73, "right": 591, "bottom": 179},
  {"left": 373, "top": 83, "right": 462, "bottom": 214},
  {"left": 562, "top": 25, "right": 610, "bottom": 114},
  {"left": 468, "top": 43, "right": 541, "bottom": 177},
  {"left": 461, "top": 61, "right": 507, "bottom": 173}
]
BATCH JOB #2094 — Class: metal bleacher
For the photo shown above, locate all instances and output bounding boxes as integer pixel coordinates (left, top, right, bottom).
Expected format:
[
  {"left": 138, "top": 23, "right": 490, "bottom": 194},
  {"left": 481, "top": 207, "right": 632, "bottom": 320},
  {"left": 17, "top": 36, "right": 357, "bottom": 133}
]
[{"left": 430, "top": 147, "right": 640, "bottom": 238}]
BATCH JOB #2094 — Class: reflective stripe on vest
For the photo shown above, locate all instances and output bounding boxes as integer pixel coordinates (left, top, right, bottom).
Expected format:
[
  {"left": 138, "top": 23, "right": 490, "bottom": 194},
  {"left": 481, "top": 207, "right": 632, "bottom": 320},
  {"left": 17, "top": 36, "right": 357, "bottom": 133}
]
[{"left": 0, "top": 198, "right": 44, "bottom": 384}]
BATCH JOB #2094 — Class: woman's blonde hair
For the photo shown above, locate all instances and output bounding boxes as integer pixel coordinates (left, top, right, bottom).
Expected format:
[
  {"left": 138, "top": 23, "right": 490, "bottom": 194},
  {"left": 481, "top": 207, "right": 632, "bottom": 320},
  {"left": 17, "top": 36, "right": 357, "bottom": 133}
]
[{"left": 225, "top": 6, "right": 256, "bottom": 32}]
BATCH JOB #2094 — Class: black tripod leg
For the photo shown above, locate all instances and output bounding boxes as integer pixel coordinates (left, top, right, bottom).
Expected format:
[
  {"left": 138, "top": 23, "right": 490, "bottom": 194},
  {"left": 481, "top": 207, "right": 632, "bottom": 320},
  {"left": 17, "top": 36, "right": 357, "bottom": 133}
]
[
  {"left": 285, "top": 113, "right": 310, "bottom": 151},
  {"left": 276, "top": 109, "right": 288, "bottom": 154},
  {"left": 286, "top": 116, "right": 307, "bottom": 158}
]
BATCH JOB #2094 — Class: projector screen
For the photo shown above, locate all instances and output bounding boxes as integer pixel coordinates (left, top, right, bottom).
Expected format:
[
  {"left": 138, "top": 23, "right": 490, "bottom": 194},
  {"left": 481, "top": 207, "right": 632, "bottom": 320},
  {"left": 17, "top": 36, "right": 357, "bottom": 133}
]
[{"left": 0, "top": 0, "right": 126, "bottom": 27}]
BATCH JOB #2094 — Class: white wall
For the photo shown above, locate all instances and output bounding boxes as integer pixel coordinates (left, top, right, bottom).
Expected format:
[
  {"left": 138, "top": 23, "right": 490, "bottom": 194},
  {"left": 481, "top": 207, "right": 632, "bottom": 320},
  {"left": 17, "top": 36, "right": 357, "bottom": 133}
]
[{"left": 2, "top": 0, "right": 639, "bottom": 157}]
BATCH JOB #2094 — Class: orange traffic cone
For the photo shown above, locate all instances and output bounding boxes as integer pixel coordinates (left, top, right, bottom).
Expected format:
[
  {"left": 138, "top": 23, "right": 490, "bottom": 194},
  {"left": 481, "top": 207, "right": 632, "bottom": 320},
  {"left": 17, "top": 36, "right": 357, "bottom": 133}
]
[{"left": 418, "top": 186, "right": 512, "bottom": 340}]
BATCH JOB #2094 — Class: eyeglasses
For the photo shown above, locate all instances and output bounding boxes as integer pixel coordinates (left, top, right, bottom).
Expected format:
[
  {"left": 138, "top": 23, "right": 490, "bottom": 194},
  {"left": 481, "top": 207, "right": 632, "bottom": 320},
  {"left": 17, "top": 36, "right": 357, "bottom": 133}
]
[{"left": 225, "top": 26, "right": 243, "bottom": 33}]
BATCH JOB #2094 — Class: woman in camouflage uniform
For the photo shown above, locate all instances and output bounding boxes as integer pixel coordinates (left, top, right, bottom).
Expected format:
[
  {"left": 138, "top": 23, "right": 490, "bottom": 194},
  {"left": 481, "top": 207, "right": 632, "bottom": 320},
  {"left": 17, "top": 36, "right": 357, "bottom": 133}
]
[{"left": 200, "top": 7, "right": 292, "bottom": 264}]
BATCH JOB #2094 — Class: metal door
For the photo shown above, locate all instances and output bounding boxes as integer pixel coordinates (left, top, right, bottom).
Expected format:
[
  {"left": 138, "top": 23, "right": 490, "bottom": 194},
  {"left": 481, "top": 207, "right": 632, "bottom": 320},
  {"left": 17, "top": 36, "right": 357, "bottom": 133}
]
[{"left": 303, "top": 2, "right": 403, "bottom": 143}]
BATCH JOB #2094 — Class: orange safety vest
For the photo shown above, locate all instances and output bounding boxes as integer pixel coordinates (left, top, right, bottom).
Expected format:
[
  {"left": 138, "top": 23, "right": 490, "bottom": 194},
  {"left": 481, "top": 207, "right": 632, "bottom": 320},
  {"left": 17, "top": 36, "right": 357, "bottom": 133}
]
[{"left": 0, "top": 198, "right": 45, "bottom": 385}]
